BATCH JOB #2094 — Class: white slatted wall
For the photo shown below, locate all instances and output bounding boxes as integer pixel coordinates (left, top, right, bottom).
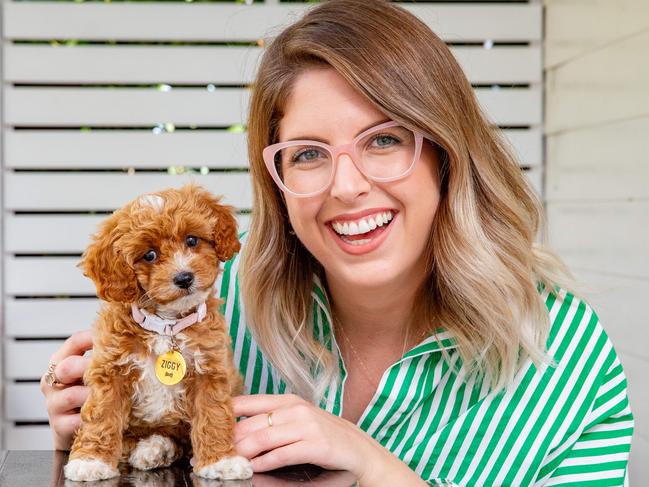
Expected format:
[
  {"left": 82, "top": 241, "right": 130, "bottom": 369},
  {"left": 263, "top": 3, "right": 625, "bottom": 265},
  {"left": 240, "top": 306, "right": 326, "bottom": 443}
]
[{"left": 1, "top": 0, "right": 543, "bottom": 449}]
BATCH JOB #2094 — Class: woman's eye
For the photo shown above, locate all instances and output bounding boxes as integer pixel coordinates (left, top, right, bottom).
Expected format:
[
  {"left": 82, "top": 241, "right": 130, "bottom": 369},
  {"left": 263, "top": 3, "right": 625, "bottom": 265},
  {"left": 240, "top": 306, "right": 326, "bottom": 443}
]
[
  {"left": 372, "top": 134, "right": 400, "bottom": 148},
  {"left": 143, "top": 250, "right": 157, "bottom": 263},
  {"left": 186, "top": 235, "right": 199, "bottom": 248},
  {"left": 292, "top": 147, "right": 326, "bottom": 164}
]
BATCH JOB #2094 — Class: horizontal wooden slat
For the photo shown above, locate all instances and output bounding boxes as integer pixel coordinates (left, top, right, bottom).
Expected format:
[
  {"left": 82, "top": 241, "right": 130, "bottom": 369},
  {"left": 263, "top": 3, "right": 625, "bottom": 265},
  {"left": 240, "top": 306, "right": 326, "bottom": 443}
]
[
  {"left": 4, "top": 128, "right": 541, "bottom": 169},
  {"left": 5, "top": 45, "right": 263, "bottom": 85},
  {"left": 5, "top": 340, "right": 66, "bottom": 379},
  {"left": 452, "top": 46, "right": 542, "bottom": 84},
  {"left": 4, "top": 45, "right": 541, "bottom": 85},
  {"left": 548, "top": 201, "right": 649, "bottom": 280},
  {"left": 477, "top": 87, "right": 542, "bottom": 126},
  {"left": 4, "top": 425, "right": 54, "bottom": 450},
  {"left": 3, "top": 4, "right": 541, "bottom": 42},
  {"left": 5, "top": 298, "right": 99, "bottom": 337},
  {"left": 5, "top": 257, "right": 92, "bottom": 295},
  {"left": 5, "top": 131, "right": 249, "bottom": 169},
  {"left": 5, "top": 215, "right": 103, "bottom": 253},
  {"left": 504, "top": 128, "right": 542, "bottom": 167},
  {"left": 4, "top": 173, "right": 253, "bottom": 211},
  {"left": 545, "top": 30, "right": 649, "bottom": 135},
  {"left": 544, "top": 0, "right": 649, "bottom": 69},
  {"left": 4, "top": 213, "right": 251, "bottom": 253},
  {"left": 6, "top": 384, "right": 48, "bottom": 421},
  {"left": 546, "top": 116, "right": 649, "bottom": 201},
  {"left": 4, "top": 86, "right": 249, "bottom": 126},
  {"left": 4, "top": 86, "right": 541, "bottom": 127},
  {"left": 523, "top": 167, "right": 542, "bottom": 199}
]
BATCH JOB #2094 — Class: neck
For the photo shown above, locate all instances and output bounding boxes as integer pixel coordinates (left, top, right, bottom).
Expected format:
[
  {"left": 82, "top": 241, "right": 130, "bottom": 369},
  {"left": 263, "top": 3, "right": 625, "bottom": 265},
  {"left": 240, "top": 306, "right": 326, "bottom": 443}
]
[{"left": 325, "top": 271, "right": 426, "bottom": 354}]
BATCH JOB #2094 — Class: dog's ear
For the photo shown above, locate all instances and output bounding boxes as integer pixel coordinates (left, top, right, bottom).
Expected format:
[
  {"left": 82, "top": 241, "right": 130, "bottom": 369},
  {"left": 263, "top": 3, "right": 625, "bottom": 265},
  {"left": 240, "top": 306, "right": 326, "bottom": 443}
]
[
  {"left": 78, "top": 212, "right": 139, "bottom": 303},
  {"left": 191, "top": 186, "right": 241, "bottom": 262},
  {"left": 212, "top": 203, "right": 241, "bottom": 262}
]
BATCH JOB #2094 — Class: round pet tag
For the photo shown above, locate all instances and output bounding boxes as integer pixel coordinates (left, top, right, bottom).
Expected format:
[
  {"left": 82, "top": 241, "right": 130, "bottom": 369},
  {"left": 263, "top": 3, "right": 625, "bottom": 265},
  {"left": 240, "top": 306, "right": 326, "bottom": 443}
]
[{"left": 155, "top": 350, "right": 186, "bottom": 385}]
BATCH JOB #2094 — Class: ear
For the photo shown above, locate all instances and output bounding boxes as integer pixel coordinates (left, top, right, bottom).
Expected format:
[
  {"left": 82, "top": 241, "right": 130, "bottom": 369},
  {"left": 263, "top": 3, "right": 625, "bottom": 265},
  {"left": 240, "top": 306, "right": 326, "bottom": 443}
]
[
  {"left": 77, "top": 212, "right": 139, "bottom": 303},
  {"left": 191, "top": 186, "right": 240, "bottom": 262},
  {"left": 212, "top": 203, "right": 241, "bottom": 262}
]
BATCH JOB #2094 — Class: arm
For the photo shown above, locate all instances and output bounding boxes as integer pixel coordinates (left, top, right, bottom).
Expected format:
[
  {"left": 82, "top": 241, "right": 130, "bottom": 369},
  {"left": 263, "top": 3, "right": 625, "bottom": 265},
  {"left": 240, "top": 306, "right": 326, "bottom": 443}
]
[
  {"left": 535, "top": 356, "right": 634, "bottom": 486},
  {"left": 356, "top": 436, "right": 456, "bottom": 486}
]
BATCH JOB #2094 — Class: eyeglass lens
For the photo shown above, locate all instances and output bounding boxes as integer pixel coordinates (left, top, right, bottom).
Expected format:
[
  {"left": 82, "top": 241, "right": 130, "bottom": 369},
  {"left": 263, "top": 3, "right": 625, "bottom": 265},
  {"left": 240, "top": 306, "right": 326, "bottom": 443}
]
[{"left": 273, "top": 125, "right": 416, "bottom": 195}]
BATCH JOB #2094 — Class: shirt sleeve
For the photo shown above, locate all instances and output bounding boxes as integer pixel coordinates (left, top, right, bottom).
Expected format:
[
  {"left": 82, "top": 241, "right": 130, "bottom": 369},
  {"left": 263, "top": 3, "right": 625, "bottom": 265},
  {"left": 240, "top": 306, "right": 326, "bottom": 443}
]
[{"left": 536, "top": 341, "right": 634, "bottom": 486}]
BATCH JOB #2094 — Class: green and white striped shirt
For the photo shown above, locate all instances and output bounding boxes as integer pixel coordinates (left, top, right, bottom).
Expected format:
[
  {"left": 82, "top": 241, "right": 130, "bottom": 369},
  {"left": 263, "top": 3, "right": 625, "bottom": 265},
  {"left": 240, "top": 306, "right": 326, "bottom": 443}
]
[{"left": 216, "top": 236, "right": 634, "bottom": 486}]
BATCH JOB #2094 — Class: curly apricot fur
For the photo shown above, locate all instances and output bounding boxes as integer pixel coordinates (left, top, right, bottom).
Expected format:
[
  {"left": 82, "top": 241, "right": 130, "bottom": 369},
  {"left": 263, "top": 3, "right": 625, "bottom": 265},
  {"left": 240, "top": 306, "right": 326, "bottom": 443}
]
[{"left": 68, "top": 184, "right": 244, "bottom": 474}]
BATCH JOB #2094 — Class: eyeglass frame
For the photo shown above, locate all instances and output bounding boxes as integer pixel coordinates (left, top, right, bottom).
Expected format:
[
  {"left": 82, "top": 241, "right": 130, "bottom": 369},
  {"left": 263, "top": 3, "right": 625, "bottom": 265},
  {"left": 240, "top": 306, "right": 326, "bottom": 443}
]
[{"left": 262, "top": 120, "right": 425, "bottom": 198}]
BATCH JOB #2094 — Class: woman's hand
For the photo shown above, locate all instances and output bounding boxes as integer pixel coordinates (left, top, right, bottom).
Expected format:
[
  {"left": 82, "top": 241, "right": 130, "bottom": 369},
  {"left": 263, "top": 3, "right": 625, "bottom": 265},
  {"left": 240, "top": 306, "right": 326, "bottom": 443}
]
[
  {"left": 232, "top": 394, "right": 425, "bottom": 486},
  {"left": 39, "top": 329, "right": 93, "bottom": 450}
]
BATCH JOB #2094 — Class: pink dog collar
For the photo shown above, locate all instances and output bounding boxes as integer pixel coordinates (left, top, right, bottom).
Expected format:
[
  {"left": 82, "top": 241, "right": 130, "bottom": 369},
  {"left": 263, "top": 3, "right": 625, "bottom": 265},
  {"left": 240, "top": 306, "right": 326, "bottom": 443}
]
[{"left": 131, "top": 302, "right": 207, "bottom": 336}]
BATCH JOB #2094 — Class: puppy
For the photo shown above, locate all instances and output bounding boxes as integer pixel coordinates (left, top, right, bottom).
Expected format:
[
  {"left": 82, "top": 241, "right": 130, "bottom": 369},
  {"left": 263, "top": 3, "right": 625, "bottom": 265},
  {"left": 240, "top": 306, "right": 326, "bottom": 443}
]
[{"left": 63, "top": 184, "right": 252, "bottom": 482}]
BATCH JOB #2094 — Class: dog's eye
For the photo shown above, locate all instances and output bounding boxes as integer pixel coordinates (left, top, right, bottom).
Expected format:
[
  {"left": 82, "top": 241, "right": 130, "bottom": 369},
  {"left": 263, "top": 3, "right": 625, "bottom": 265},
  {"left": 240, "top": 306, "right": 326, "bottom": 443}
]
[
  {"left": 143, "top": 250, "right": 158, "bottom": 263},
  {"left": 186, "top": 236, "right": 199, "bottom": 248}
]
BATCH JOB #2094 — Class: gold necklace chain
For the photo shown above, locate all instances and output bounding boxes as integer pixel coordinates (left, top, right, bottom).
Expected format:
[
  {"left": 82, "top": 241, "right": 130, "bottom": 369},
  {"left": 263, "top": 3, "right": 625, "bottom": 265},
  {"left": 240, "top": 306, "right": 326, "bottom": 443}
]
[{"left": 333, "top": 314, "right": 425, "bottom": 385}]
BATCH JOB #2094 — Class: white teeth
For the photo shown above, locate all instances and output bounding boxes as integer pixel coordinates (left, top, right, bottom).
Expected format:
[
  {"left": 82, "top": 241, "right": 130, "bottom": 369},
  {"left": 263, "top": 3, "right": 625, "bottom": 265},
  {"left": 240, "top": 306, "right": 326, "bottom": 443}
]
[
  {"left": 331, "top": 211, "right": 394, "bottom": 236},
  {"left": 358, "top": 220, "right": 371, "bottom": 233}
]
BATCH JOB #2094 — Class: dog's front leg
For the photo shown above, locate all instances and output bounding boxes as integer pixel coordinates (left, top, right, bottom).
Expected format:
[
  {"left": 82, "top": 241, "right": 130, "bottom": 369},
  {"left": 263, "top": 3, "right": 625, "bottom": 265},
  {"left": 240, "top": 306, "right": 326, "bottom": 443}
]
[
  {"left": 189, "top": 369, "right": 253, "bottom": 480},
  {"left": 64, "top": 374, "right": 132, "bottom": 481}
]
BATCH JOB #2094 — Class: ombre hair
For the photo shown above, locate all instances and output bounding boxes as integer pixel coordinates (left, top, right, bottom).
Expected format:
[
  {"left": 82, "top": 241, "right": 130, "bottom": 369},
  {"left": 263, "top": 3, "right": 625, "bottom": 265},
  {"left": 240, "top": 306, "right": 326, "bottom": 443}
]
[{"left": 240, "top": 0, "right": 583, "bottom": 401}]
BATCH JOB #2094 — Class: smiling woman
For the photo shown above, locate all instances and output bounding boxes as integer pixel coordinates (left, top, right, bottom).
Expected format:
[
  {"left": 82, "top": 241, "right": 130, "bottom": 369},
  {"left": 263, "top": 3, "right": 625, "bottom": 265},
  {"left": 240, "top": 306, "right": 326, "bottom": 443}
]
[
  {"left": 233, "top": 0, "right": 633, "bottom": 484},
  {"left": 41, "top": 0, "right": 634, "bottom": 485}
]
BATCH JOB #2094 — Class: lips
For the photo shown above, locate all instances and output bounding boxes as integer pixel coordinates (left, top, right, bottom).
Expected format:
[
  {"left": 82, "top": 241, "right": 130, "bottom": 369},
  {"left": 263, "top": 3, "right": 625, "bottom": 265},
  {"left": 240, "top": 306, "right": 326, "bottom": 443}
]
[{"left": 326, "top": 210, "right": 397, "bottom": 255}]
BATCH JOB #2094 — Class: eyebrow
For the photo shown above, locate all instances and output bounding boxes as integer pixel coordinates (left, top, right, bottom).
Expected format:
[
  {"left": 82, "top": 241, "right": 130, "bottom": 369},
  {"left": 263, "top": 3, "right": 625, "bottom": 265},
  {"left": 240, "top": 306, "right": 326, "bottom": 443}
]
[{"left": 285, "top": 117, "right": 391, "bottom": 143}]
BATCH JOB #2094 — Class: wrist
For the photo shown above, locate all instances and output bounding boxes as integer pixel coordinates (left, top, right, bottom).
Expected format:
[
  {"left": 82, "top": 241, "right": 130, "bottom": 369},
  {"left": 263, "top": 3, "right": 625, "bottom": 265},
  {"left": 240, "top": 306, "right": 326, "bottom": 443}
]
[{"left": 354, "top": 433, "right": 425, "bottom": 487}]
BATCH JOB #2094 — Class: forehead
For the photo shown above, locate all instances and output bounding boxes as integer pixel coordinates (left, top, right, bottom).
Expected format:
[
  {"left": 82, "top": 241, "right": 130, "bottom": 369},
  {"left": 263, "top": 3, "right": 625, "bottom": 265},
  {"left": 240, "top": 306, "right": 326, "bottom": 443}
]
[
  {"left": 125, "top": 196, "right": 213, "bottom": 241},
  {"left": 279, "top": 67, "right": 387, "bottom": 141}
]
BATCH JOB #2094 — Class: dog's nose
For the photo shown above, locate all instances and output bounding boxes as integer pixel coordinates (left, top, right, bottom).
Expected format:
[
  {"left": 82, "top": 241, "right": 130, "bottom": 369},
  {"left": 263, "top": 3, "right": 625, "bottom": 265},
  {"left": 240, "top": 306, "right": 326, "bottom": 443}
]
[{"left": 173, "top": 271, "right": 194, "bottom": 289}]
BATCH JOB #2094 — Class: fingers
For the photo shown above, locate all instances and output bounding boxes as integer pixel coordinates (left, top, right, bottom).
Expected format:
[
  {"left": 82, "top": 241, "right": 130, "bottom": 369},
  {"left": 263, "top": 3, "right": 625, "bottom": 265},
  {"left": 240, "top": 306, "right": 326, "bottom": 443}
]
[
  {"left": 53, "top": 355, "right": 92, "bottom": 385},
  {"left": 46, "top": 385, "right": 90, "bottom": 417},
  {"left": 50, "top": 329, "right": 93, "bottom": 365},
  {"left": 248, "top": 440, "right": 309, "bottom": 473},
  {"left": 234, "top": 403, "right": 312, "bottom": 443},
  {"left": 235, "top": 423, "right": 303, "bottom": 462},
  {"left": 41, "top": 330, "right": 93, "bottom": 391},
  {"left": 232, "top": 393, "right": 304, "bottom": 418},
  {"left": 51, "top": 412, "right": 83, "bottom": 451}
]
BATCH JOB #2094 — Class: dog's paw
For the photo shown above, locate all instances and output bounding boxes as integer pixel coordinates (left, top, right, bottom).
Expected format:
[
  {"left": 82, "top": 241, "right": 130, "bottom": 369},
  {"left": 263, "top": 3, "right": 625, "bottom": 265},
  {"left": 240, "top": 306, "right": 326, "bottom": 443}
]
[
  {"left": 64, "top": 457, "right": 119, "bottom": 481},
  {"left": 194, "top": 455, "right": 253, "bottom": 480},
  {"left": 128, "top": 434, "right": 178, "bottom": 471}
]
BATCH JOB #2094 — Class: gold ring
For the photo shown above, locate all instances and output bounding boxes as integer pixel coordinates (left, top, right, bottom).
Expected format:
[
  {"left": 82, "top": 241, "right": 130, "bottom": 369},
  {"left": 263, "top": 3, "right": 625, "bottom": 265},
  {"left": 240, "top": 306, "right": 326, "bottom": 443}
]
[
  {"left": 267, "top": 411, "right": 273, "bottom": 427},
  {"left": 44, "top": 360, "right": 62, "bottom": 387}
]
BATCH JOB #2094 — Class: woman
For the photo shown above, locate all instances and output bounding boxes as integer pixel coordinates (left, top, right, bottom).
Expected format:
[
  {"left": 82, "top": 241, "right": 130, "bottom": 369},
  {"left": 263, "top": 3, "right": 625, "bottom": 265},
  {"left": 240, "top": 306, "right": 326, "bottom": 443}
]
[{"left": 40, "top": 0, "right": 634, "bottom": 485}]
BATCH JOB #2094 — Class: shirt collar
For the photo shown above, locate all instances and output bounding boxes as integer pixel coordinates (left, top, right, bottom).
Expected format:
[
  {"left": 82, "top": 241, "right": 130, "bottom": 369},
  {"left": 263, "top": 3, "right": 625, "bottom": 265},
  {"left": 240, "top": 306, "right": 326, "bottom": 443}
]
[{"left": 310, "top": 274, "right": 458, "bottom": 360}]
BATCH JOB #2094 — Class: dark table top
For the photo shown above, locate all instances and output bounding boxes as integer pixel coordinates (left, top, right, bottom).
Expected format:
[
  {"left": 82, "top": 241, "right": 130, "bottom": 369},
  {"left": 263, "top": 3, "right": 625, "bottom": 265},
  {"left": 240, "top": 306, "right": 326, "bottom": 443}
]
[{"left": 0, "top": 451, "right": 359, "bottom": 486}]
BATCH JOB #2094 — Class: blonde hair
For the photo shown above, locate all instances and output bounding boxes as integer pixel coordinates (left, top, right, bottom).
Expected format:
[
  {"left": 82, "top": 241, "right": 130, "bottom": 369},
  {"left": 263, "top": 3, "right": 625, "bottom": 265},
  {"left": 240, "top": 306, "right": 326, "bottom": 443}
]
[{"left": 241, "top": 0, "right": 584, "bottom": 402}]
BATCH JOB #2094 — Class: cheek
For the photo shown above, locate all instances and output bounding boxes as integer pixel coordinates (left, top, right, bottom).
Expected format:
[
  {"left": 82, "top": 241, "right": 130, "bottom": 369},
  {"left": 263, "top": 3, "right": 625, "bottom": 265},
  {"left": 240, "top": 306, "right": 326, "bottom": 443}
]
[
  {"left": 285, "top": 197, "right": 323, "bottom": 233},
  {"left": 134, "top": 265, "right": 153, "bottom": 291},
  {"left": 192, "top": 247, "right": 219, "bottom": 283}
]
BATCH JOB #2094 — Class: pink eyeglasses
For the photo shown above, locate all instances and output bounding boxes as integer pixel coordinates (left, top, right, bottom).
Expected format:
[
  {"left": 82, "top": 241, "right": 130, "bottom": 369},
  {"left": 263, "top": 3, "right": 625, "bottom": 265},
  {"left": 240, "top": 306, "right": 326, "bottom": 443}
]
[{"left": 262, "top": 121, "right": 424, "bottom": 198}]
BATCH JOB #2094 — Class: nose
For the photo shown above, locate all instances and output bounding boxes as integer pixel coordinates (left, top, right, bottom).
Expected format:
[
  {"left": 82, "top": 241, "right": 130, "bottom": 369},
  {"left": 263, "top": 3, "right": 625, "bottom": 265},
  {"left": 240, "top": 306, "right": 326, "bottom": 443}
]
[
  {"left": 173, "top": 271, "right": 194, "bottom": 289},
  {"left": 329, "top": 152, "right": 371, "bottom": 202}
]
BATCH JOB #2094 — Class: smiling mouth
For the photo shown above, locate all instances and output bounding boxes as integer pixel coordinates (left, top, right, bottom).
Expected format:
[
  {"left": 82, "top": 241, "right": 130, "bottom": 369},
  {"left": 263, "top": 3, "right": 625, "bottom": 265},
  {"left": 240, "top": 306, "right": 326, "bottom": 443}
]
[{"left": 329, "top": 210, "right": 396, "bottom": 246}]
